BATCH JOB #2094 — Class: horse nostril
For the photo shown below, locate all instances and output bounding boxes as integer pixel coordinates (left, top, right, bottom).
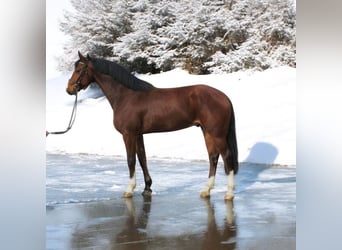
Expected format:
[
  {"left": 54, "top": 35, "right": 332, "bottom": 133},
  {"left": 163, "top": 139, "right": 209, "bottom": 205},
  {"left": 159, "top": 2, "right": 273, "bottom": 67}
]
[{"left": 66, "top": 88, "right": 74, "bottom": 95}]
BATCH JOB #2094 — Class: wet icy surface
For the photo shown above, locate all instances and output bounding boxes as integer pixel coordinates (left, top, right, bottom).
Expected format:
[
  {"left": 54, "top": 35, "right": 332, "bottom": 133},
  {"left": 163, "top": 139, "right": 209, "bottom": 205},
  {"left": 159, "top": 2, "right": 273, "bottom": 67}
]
[{"left": 46, "top": 153, "right": 296, "bottom": 250}]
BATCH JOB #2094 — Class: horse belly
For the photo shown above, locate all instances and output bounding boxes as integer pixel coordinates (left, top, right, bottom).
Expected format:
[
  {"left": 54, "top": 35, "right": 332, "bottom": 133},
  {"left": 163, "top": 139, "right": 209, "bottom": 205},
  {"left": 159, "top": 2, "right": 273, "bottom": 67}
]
[{"left": 142, "top": 106, "right": 195, "bottom": 133}]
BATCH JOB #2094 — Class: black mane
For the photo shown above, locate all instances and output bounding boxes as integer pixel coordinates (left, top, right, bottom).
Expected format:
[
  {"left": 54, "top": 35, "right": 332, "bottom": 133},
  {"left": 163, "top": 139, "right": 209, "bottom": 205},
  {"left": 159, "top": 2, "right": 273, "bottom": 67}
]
[{"left": 89, "top": 57, "right": 155, "bottom": 91}]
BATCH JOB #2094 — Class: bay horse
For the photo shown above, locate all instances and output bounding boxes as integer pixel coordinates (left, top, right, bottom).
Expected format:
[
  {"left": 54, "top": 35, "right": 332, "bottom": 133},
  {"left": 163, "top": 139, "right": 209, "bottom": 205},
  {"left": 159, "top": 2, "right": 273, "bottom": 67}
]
[{"left": 66, "top": 52, "right": 238, "bottom": 200}]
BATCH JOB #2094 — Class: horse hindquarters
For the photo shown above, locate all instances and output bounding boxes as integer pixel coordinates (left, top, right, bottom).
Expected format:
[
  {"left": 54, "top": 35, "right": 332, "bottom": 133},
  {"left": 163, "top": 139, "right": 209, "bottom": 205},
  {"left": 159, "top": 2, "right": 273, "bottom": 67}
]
[{"left": 196, "top": 87, "right": 238, "bottom": 200}]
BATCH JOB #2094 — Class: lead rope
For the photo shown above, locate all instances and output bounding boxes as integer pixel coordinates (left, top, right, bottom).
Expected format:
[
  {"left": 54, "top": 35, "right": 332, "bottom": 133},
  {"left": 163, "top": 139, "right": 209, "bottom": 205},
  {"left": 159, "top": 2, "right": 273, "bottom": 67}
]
[{"left": 46, "top": 92, "right": 78, "bottom": 136}]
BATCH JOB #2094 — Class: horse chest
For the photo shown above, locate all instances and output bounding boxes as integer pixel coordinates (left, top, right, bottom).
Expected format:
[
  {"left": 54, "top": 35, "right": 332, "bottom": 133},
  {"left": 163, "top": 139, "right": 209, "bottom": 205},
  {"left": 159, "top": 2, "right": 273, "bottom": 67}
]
[{"left": 113, "top": 111, "right": 141, "bottom": 134}]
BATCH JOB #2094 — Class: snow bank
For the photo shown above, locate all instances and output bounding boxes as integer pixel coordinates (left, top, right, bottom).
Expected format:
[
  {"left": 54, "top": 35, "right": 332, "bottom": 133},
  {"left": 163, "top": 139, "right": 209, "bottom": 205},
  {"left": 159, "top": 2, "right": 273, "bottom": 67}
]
[{"left": 46, "top": 66, "right": 295, "bottom": 166}]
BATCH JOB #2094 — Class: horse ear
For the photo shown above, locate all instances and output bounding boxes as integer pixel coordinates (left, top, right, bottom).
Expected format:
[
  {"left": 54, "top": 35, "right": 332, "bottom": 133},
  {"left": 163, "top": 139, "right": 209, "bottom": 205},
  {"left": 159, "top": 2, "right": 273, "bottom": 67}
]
[
  {"left": 78, "top": 51, "right": 86, "bottom": 62},
  {"left": 86, "top": 54, "right": 92, "bottom": 60}
]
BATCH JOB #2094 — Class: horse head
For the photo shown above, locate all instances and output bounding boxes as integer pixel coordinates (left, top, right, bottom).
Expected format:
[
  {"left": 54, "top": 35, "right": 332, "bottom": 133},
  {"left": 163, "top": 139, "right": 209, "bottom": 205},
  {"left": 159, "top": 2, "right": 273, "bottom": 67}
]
[{"left": 66, "top": 51, "right": 95, "bottom": 95}]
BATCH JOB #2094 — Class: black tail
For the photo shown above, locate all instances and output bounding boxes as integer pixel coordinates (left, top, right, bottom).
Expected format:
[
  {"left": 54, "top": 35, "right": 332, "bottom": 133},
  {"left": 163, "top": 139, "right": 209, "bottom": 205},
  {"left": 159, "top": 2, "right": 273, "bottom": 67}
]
[{"left": 227, "top": 105, "right": 239, "bottom": 174}]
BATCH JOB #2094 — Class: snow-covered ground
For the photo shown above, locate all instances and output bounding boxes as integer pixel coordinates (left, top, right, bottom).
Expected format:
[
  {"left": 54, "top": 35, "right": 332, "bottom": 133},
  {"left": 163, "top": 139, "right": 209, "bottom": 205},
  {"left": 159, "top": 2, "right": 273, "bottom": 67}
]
[{"left": 46, "top": 66, "right": 295, "bottom": 166}]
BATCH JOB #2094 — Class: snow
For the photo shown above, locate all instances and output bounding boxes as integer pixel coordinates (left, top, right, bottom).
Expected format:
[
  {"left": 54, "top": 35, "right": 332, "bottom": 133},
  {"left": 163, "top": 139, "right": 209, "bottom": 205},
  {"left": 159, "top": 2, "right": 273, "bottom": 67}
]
[{"left": 46, "top": 66, "right": 295, "bottom": 166}]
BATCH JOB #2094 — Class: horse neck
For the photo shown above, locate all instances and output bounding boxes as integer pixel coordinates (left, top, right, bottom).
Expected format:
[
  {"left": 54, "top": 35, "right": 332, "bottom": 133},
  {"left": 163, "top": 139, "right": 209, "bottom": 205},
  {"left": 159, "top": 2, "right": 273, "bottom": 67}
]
[{"left": 93, "top": 72, "right": 125, "bottom": 111}]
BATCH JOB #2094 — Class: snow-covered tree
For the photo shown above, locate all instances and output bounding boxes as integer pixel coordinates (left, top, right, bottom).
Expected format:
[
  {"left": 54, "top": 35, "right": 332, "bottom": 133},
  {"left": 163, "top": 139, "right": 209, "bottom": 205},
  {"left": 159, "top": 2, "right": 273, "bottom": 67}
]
[
  {"left": 58, "top": 0, "right": 296, "bottom": 74},
  {"left": 58, "top": 0, "right": 132, "bottom": 70}
]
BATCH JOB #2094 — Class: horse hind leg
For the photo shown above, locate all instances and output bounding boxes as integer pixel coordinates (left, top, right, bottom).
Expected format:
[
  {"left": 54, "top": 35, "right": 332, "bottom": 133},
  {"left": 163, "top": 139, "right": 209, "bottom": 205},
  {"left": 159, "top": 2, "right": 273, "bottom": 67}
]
[
  {"left": 200, "top": 133, "right": 219, "bottom": 198},
  {"left": 212, "top": 137, "right": 236, "bottom": 200},
  {"left": 224, "top": 167, "right": 235, "bottom": 201},
  {"left": 136, "top": 135, "right": 153, "bottom": 196},
  {"left": 221, "top": 145, "right": 236, "bottom": 201}
]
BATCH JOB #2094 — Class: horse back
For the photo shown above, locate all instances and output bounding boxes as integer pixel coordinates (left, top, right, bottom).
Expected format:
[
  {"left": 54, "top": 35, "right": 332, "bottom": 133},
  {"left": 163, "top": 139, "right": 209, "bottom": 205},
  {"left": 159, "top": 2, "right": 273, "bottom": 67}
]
[{"left": 114, "top": 84, "right": 232, "bottom": 135}]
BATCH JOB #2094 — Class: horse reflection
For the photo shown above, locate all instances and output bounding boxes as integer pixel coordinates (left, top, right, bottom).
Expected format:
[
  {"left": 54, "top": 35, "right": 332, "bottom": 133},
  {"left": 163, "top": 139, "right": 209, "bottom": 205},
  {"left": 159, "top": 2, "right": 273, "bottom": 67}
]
[
  {"left": 115, "top": 197, "right": 236, "bottom": 249},
  {"left": 70, "top": 196, "right": 236, "bottom": 249},
  {"left": 114, "top": 196, "right": 152, "bottom": 249},
  {"left": 202, "top": 199, "right": 237, "bottom": 250}
]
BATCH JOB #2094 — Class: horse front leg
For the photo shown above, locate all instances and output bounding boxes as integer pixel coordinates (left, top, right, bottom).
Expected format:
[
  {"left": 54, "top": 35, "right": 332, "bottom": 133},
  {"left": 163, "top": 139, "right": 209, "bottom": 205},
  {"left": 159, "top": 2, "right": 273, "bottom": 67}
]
[
  {"left": 123, "top": 134, "right": 137, "bottom": 198},
  {"left": 136, "top": 135, "right": 153, "bottom": 196}
]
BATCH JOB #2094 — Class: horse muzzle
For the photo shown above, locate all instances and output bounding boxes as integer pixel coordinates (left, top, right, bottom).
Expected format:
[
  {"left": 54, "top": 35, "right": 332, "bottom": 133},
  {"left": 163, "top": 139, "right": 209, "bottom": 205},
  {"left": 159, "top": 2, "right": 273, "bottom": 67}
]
[
  {"left": 66, "top": 86, "right": 77, "bottom": 95},
  {"left": 66, "top": 81, "right": 80, "bottom": 95}
]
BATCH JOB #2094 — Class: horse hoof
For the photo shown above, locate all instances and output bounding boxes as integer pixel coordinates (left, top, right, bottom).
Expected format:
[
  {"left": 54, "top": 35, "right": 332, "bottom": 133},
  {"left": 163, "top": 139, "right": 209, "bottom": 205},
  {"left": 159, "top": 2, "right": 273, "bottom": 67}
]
[
  {"left": 123, "top": 192, "right": 134, "bottom": 198},
  {"left": 200, "top": 191, "right": 210, "bottom": 198},
  {"left": 224, "top": 193, "right": 234, "bottom": 201},
  {"left": 142, "top": 189, "right": 152, "bottom": 197}
]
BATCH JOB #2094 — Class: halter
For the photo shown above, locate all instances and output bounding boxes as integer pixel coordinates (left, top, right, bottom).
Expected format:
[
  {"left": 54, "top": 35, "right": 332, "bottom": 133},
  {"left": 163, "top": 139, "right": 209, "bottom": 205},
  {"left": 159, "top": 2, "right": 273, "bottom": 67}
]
[
  {"left": 75, "top": 62, "right": 88, "bottom": 92},
  {"left": 46, "top": 62, "right": 88, "bottom": 136}
]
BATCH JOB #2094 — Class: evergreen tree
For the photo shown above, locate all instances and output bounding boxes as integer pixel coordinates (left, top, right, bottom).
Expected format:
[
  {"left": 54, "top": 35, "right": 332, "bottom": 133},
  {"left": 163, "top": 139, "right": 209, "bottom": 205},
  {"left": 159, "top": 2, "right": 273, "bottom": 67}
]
[
  {"left": 59, "top": 0, "right": 132, "bottom": 70},
  {"left": 58, "top": 0, "right": 296, "bottom": 74}
]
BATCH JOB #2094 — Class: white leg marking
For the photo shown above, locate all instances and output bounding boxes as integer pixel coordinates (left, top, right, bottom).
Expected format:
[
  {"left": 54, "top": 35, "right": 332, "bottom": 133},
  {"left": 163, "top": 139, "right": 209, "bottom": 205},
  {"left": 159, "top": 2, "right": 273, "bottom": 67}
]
[
  {"left": 207, "top": 176, "right": 215, "bottom": 190},
  {"left": 228, "top": 170, "right": 235, "bottom": 192},
  {"left": 125, "top": 172, "right": 136, "bottom": 194},
  {"left": 225, "top": 170, "right": 235, "bottom": 200},
  {"left": 201, "top": 176, "right": 215, "bottom": 197}
]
